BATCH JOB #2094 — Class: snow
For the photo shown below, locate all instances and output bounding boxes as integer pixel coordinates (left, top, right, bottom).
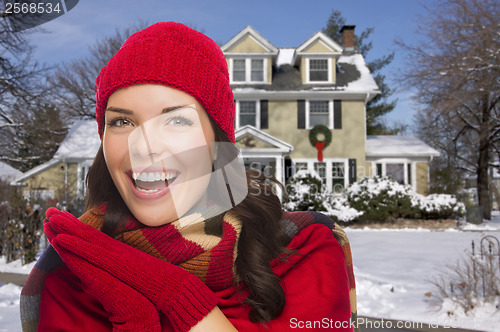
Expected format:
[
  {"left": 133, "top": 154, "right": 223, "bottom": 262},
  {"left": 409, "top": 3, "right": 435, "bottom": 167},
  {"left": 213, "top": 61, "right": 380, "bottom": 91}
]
[
  {"left": 276, "top": 48, "right": 296, "bottom": 67},
  {"left": 53, "top": 120, "right": 100, "bottom": 159},
  {"left": 0, "top": 162, "right": 22, "bottom": 181},
  {"left": 366, "top": 135, "right": 440, "bottom": 158},
  {"left": 1, "top": 213, "right": 499, "bottom": 331},
  {"left": 337, "top": 54, "right": 379, "bottom": 91},
  {"left": 347, "top": 226, "right": 500, "bottom": 331}
]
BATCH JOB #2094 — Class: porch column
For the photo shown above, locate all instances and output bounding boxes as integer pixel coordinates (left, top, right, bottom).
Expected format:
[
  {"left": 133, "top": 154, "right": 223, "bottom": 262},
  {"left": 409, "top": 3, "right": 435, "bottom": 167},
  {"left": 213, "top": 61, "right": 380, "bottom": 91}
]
[{"left": 275, "top": 156, "right": 284, "bottom": 201}]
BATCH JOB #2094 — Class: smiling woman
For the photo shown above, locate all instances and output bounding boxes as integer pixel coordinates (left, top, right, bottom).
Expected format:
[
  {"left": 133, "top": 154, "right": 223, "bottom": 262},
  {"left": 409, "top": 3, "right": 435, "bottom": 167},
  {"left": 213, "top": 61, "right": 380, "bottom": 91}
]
[{"left": 20, "top": 22, "right": 356, "bottom": 332}]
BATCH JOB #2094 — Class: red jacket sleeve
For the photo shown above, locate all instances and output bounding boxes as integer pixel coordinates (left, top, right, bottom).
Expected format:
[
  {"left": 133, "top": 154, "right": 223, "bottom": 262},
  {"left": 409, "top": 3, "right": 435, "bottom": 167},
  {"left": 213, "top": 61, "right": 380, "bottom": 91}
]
[{"left": 218, "top": 223, "right": 354, "bottom": 331}]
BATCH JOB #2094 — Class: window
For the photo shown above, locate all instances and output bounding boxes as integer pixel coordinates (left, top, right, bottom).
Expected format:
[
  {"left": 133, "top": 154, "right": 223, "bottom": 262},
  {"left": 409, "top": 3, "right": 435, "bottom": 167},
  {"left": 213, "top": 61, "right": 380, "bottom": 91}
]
[
  {"left": 236, "top": 100, "right": 261, "bottom": 129},
  {"left": 386, "top": 163, "right": 405, "bottom": 184},
  {"left": 231, "top": 58, "right": 265, "bottom": 83},
  {"left": 331, "top": 162, "right": 345, "bottom": 191},
  {"left": 309, "top": 101, "right": 329, "bottom": 127},
  {"left": 294, "top": 159, "right": 348, "bottom": 193},
  {"left": 314, "top": 162, "right": 327, "bottom": 187},
  {"left": 295, "top": 162, "right": 308, "bottom": 172},
  {"left": 309, "top": 59, "right": 328, "bottom": 82},
  {"left": 251, "top": 59, "right": 264, "bottom": 81},
  {"left": 306, "top": 100, "right": 332, "bottom": 129},
  {"left": 373, "top": 161, "right": 414, "bottom": 187},
  {"left": 239, "top": 101, "right": 257, "bottom": 127},
  {"left": 233, "top": 59, "right": 246, "bottom": 82}
]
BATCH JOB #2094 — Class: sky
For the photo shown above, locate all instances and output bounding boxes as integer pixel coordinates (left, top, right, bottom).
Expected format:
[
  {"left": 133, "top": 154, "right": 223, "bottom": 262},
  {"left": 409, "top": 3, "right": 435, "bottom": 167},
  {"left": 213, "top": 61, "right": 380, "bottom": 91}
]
[{"left": 15, "top": 0, "right": 434, "bottom": 130}]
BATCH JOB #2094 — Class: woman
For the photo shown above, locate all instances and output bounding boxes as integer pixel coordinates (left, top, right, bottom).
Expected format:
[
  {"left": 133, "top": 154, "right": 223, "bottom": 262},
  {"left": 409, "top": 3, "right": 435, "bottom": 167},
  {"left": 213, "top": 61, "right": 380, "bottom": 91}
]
[{"left": 20, "top": 22, "right": 356, "bottom": 331}]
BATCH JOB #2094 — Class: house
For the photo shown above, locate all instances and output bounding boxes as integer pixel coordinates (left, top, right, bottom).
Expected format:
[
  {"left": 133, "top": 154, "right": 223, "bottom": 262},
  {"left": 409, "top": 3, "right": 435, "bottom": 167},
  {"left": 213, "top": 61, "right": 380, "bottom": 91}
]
[
  {"left": 223, "top": 25, "right": 438, "bottom": 194},
  {"left": 12, "top": 25, "right": 439, "bottom": 202},
  {"left": 11, "top": 121, "right": 100, "bottom": 202}
]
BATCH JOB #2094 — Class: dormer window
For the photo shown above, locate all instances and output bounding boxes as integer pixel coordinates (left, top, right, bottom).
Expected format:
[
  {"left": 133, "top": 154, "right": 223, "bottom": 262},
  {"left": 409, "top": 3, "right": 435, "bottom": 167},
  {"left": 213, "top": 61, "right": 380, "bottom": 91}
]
[
  {"left": 309, "top": 59, "right": 328, "bottom": 81},
  {"left": 231, "top": 58, "right": 266, "bottom": 83},
  {"left": 305, "top": 58, "right": 332, "bottom": 83}
]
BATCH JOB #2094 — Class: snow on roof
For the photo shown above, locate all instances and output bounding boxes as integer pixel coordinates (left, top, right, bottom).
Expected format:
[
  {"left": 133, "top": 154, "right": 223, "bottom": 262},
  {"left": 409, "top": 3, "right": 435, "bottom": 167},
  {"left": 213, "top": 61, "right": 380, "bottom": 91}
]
[
  {"left": 276, "top": 48, "right": 296, "bottom": 67},
  {"left": 54, "top": 120, "right": 100, "bottom": 160},
  {"left": 366, "top": 136, "right": 440, "bottom": 158},
  {"left": 337, "top": 54, "right": 378, "bottom": 91},
  {"left": 0, "top": 161, "right": 22, "bottom": 181}
]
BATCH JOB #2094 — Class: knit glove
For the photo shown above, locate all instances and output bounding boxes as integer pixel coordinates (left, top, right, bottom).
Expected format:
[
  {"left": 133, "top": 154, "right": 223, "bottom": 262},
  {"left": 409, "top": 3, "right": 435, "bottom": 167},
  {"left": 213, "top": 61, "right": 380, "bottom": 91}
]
[{"left": 44, "top": 208, "right": 218, "bottom": 332}]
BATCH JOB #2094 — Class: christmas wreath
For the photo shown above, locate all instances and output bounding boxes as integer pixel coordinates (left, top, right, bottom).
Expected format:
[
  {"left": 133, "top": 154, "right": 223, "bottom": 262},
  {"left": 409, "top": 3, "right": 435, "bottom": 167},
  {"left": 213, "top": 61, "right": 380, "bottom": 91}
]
[{"left": 309, "top": 125, "right": 331, "bottom": 162}]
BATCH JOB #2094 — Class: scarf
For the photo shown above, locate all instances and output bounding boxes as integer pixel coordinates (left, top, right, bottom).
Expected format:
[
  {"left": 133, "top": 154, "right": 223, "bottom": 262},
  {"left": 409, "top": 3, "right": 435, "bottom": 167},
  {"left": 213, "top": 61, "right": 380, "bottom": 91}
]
[{"left": 20, "top": 206, "right": 357, "bottom": 331}]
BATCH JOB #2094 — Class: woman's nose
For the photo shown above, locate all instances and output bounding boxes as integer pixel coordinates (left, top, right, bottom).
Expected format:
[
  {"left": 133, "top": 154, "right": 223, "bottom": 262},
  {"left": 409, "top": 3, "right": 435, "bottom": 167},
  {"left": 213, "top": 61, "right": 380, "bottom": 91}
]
[{"left": 128, "top": 121, "right": 169, "bottom": 165}]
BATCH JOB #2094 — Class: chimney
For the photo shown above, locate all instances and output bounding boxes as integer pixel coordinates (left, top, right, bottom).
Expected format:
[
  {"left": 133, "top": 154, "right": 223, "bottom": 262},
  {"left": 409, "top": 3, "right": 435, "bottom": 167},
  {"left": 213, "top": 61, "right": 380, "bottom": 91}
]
[{"left": 340, "top": 25, "right": 356, "bottom": 52}]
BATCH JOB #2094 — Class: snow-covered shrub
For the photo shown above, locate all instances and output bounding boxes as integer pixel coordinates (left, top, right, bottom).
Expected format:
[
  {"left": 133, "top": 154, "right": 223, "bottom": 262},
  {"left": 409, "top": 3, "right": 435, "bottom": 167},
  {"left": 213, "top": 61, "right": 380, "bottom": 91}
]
[
  {"left": 284, "top": 174, "right": 465, "bottom": 223},
  {"left": 283, "top": 170, "right": 362, "bottom": 222},
  {"left": 346, "top": 177, "right": 419, "bottom": 221},
  {"left": 283, "top": 170, "right": 327, "bottom": 212},
  {"left": 346, "top": 177, "right": 465, "bottom": 222},
  {"left": 323, "top": 194, "right": 363, "bottom": 223}
]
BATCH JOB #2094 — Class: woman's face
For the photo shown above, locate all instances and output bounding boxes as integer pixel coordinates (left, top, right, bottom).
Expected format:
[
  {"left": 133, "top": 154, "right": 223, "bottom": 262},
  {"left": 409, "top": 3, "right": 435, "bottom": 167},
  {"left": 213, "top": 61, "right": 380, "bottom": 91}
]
[{"left": 103, "top": 84, "right": 215, "bottom": 226}]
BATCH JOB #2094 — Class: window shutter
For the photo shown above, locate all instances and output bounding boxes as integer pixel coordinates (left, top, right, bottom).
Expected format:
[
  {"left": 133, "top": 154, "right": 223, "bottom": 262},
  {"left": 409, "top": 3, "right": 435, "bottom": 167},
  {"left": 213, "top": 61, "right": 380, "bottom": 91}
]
[
  {"left": 348, "top": 159, "right": 357, "bottom": 184},
  {"left": 297, "top": 100, "right": 305, "bottom": 129},
  {"left": 260, "top": 100, "right": 268, "bottom": 129},
  {"left": 334, "top": 100, "right": 342, "bottom": 129}
]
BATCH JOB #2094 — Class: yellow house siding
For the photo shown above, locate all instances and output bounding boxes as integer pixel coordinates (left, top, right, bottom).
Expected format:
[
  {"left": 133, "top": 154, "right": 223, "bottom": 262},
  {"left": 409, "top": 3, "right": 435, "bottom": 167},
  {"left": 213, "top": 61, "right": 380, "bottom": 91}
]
[
  {"left": 226, "top": 35, "right": 268, "bottom": 53},
  {"left": 301, "top": 40, "right": 333, "bottom": 53},
  {"left": 416, "top": 162, "right": 429, "bottom": 195},
  {"left": 23, "top": 162, "right": 80, "bottom": 201},
  {"left": 265, "top": 100, "right": 366, "bottom": 166},
  {"left": 300, "top": 58, "right": 306, "bottom": 83}
]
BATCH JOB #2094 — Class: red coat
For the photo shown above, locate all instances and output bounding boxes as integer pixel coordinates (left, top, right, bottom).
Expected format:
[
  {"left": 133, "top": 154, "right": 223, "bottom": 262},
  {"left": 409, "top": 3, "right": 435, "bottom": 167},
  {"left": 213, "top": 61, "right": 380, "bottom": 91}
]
[{"left": 38, "top": 224, "right": 353, "bottom": 331}]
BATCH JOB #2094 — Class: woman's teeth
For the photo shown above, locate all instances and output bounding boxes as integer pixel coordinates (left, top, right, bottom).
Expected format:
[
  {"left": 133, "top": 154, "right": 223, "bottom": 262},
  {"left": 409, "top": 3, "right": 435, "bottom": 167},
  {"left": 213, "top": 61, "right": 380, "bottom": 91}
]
[{"left": 132, "top": 172, "right": 176, "bottom": 182}]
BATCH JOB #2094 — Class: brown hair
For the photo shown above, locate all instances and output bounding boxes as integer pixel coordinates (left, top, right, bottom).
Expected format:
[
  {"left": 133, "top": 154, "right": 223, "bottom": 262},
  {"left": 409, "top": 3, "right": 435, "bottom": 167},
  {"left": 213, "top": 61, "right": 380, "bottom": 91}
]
[{"left": 85, "top": 118, "right": 289, "bottom": 322}]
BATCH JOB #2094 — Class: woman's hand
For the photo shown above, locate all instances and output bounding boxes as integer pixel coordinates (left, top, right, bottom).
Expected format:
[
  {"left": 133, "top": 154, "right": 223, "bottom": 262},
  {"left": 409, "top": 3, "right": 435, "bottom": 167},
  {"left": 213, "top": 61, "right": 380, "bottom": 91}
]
[{"left": 44, "top": 208, "right": 228, "bottom": 332}]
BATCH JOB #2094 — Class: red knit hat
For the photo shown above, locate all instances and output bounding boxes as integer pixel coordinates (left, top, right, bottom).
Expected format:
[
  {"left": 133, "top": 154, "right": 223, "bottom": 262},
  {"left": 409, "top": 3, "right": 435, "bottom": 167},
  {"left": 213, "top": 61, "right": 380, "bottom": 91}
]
[{"left": 95, "top": 22, "right": 235, "bottom": 142}]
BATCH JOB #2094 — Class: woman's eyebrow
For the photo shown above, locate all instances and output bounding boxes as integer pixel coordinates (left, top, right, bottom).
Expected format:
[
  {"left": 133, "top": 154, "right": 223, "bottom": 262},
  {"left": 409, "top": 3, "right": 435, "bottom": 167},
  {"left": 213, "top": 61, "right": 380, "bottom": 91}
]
[
  {"left": 105, "top": 107, "right": 133, "bottom": 115},
  {"left": 162, "top": 105, "right": 193, "bottom": 113},
  {"left": 105, "top": 105, "right": 193, "bottom": 115}
]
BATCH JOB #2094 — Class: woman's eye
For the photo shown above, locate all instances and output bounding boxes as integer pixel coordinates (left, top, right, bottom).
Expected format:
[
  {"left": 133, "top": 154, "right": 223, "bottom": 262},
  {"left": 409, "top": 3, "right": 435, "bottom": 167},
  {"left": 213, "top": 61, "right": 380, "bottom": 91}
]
[
  {"left": 108, "top": 118, "right": 133, "bottom": 127},
  {"left": 166, "top": 116, "right": 193, "bottom": 127}
]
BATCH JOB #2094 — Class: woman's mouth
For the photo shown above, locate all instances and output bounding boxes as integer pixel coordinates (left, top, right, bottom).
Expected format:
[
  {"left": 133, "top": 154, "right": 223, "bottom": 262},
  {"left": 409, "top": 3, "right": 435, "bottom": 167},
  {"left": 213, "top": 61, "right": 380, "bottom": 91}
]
[{"left": 129, "top": 170, "right": 179, "bottom": 194}]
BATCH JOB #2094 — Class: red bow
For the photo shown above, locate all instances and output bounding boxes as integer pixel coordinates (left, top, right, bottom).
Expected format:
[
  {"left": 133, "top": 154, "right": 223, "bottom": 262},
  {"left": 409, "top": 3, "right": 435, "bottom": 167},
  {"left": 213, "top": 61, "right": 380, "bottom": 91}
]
[{"left": 315, "top": 141, "right": 325, "bottom": 162}]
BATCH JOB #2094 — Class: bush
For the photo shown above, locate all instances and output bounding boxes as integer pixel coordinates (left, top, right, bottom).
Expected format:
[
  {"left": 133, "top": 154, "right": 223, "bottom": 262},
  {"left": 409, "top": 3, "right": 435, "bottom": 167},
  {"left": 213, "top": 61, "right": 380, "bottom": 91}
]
[
  {"left": 283, "top": 174, "right": 465, "bottom": 223},
  {"left": 283, "top": 170, "right": 327, "bottom": 212},
  {"left": 428, "top": 238, "right": 500, "bottom": 315},
  {"left": 0, "top": 188, "right": 45, "bottom": 264},
  {"left": 283, "top": 170, "right": 362, "bottom": 223},
  {"left": 346, "top": 177, "right": 465, "bottom": 222}
]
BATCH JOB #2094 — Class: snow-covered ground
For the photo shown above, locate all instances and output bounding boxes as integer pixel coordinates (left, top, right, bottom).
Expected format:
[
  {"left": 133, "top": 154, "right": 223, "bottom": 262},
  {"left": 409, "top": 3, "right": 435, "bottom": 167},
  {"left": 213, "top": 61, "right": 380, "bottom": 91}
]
[{"left": 1, "top": 212, "right": 500, "bottom": 331}]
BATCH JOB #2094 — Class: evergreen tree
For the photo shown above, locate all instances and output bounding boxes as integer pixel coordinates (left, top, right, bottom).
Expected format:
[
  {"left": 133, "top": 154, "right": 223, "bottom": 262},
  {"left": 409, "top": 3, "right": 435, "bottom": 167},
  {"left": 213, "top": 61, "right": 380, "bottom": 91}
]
[{"left": 323, "top": 10, "right": 401, "bottom": 135}]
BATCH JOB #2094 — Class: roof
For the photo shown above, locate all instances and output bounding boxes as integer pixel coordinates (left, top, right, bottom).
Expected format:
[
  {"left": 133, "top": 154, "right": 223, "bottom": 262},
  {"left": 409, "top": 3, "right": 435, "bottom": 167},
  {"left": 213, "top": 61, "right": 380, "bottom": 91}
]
[
  {"left": 231, "top": 53, "right": 378, "bottom": 94},
  {"left": 221, "top": 26, "right": 278, "bottom": 53},
  {"left": 366, "top": 136, "right": 440, "bottom": 158},
  {"left": 10, "top": 158, "right": 61, "bottom": 185},
  {"left": 54, "top": 120, "right": 100, "bottom": 160},
  {"left": 296, "top": 31, "right": 343, "bottom": 54},
  {"left": 0, "top": 161, "right": 23, "bottom": 181}
]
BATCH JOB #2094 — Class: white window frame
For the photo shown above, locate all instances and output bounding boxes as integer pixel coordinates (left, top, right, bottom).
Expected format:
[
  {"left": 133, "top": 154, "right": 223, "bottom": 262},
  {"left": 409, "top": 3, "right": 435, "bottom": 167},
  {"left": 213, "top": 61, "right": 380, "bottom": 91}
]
[
  {"left": 371, "top": 159, "right": 417, "bottom": 191},
  {"left": 305, "top": 57, "right": 332, "bottom": 84},
  {"left": 230, "top": 58, "right": 267, "bottom": 84},
  {"left": 305, "top": 100, "right": 333, "bottom": 129},
  {"left": 235, "top": 100, "right": 261, "bottom": 129},
  {"left": 293, "top": 159, "right": 348, "bottom": 193}
]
